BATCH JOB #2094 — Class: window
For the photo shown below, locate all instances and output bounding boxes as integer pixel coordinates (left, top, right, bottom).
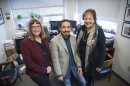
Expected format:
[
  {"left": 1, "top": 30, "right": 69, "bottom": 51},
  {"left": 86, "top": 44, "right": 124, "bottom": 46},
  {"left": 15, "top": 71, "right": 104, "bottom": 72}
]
[
  {"left": 79, "top": 16, "right": 118, "bottom": 34},
  {"left": 97, "top": 17, "right": 118, "bottom": 34},
  {"left": 11, "top": 0, "right": 64, "bottom": 29}
]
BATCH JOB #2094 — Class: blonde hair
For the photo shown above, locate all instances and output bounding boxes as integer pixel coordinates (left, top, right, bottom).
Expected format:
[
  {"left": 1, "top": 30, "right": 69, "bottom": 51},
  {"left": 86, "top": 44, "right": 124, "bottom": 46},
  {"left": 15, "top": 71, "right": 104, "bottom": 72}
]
[{"left": 28, "top": 18, "right": 45, "bottom": 41}]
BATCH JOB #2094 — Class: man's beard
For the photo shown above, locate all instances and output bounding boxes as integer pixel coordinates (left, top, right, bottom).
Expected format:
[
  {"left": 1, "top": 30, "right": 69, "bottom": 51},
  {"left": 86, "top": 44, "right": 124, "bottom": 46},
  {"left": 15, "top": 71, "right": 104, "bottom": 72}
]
[{"left": 63, "top": 31, "right": 70, "bottom": 38}]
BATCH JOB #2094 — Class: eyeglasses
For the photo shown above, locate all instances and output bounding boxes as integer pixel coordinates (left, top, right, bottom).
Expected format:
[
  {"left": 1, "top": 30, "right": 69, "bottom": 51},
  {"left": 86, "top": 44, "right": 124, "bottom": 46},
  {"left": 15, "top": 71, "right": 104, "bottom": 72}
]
[{"left": 31, "top": 26, "right": 41, "bottom": 29}]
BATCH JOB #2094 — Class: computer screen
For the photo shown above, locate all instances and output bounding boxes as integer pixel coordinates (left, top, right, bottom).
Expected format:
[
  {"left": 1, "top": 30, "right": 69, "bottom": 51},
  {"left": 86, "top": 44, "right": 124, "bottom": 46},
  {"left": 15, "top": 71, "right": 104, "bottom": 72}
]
[
  {"left": 69, "top": 20, "right": 77, "bottom": 28},
  {"left": 50, "top": 20, "right": 77, "bottom": 30},
  {"left": 50, "top": 21, "right": 61, "bottom": 30}
]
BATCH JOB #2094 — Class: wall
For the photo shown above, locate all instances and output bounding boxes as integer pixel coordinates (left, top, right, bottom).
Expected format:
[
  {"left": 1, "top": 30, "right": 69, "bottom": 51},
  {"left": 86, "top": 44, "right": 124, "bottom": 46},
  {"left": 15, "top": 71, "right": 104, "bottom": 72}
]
[
  {"left": 64, "top": 0, "right": 120, "bottom": 24},
  {"left": 3, "top": 0, "right": 16, "bottom": 39},
  {"left": 0, "top": 0, "right": 8, "bottom": 62},
  {"left": 113, "top": 0, "right": 130, "bottom": 83},
  {"left": 0, "top": 24, "right": 8, "bottom": 62},
  {"left": 78, "top": 0, "right": 121, "bottom": 20},
  {"left": 64, "top": 0, "right": 77, "bottom": 20},
  {"left": 0, "top": 0, "right": 16, "bottom": 63},
  {"left": 0, "top": 0, "right": 16, "bottom": 40}
]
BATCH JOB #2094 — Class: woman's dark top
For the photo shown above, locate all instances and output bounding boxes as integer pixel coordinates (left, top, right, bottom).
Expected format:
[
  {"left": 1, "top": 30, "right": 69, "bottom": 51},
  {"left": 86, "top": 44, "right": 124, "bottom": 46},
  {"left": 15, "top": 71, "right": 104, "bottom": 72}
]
[{"left": 36, "top": 40, "right": 49, "bottom": 67}]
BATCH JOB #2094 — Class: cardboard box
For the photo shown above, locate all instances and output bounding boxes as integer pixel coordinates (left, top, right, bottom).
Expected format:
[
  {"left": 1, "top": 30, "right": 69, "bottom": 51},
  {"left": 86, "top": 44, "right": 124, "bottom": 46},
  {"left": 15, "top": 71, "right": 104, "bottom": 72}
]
[
  {"left": 5, "top": 48, "right": 16, "bottom": 57},
  {"left": 4, "top": 39, "right": 17, "bottom": 60},
  {"left": 7, "top": 53, "right": 17, "bottom": 60}
]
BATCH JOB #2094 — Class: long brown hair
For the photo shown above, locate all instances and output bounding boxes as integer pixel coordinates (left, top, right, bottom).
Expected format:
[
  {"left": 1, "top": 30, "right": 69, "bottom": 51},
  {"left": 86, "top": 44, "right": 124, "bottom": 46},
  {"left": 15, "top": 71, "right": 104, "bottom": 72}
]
[{"left": 28, "top": 18, "right": 45, "bottom": 41}]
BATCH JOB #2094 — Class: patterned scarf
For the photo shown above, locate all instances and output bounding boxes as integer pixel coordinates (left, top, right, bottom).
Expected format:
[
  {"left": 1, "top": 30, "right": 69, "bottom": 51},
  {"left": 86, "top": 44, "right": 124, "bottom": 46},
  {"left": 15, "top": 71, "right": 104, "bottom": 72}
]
[{"left": 87, "top": 25, "right": 95, "bottom": 46}]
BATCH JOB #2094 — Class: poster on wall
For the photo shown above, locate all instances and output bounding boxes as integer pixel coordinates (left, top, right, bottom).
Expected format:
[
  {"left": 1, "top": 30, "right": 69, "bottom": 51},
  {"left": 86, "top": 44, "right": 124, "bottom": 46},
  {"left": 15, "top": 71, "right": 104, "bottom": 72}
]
[
  {"left": 124, "top": 6, "right": 130, "bottom": 21},
  {"left": 127, "top": 0, "right": 130, "bottom": 5},
  {"left": 121, "top": 22, "right": 130, "bottom": 38},
  {"left": 0, "top": 8, "right": 5, "bottom": 25}
]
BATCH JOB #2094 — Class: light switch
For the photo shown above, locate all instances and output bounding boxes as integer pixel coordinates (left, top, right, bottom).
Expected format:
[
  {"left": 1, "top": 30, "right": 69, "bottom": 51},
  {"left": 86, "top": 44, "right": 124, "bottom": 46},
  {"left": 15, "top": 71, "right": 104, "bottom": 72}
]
[
  {"left": 1, "top": 52, "right": 4, "bottom": 58},
  {"left": 127, "top": 66, "right": 130, "bottom": 72}
]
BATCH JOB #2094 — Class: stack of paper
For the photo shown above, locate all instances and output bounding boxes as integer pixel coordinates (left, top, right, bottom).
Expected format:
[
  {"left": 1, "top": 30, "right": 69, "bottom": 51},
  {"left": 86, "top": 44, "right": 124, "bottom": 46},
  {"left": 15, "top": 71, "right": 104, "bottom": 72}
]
[
  {"left": 15, "top": 32, "right": 26, "bottom": 38},
  {"left": 3, "top": 40, "right": 15, "bottom": 50}
]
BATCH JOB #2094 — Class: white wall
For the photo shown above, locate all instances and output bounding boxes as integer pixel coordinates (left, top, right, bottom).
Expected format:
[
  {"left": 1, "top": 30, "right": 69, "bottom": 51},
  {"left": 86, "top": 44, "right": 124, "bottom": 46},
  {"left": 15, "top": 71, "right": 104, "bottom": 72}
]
[
  {"left": 64, "top": 0, "right": 121, "bottom": 24},
  {"left": 0, "top": 1, "right": 8, "bottom": 62},
  {"left": 78, "top": 0, "right": 121, "bottom": 20},
  {"left": 0, "top": 24, "right": 8, "bottom": 62},
  {"left": 0, "top": 0, "right": 16, "bottom": 62},
  {"left": 64, "top": 0, "right": 77, "bottom": 20},
  {"left": 2, "top": 0, "right": 16, "bottom": 39},
  {"left": 113, "top": 0, "right": 130, "bottom": 83}
]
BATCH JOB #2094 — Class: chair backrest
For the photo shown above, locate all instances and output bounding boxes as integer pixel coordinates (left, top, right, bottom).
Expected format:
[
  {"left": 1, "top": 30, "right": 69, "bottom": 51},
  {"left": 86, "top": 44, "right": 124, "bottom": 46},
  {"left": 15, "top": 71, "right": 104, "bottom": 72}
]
[
  {"left": 43, "top": 26, "right": 50, "bottom": 42},
  {"left": 103, "top": 59, "right": 113, "bottom": 67},
  {"left": 0, "top": 60, "right": 19, "bottom": 85},
  {"left": 103, "top": 53, "right": 113, "bottom": 67},
  {"left": 0, "top": 60, "right": 15, "bottom": 72}
]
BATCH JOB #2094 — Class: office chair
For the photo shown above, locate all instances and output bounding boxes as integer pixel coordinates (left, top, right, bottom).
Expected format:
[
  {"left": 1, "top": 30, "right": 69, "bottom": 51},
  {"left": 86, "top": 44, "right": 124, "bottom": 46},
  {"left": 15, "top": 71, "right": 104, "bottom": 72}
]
[
  {"left": 43, "top": 26, "right": 50, "bottom": 42},
  {"left": 15, "top": 54, "right": 24, "bottom": 65},
  {"left": 93, "top": 53, "right": 113, "bottom": 86},
  {"left": 0, "top": 60, "right": 22, "bottom": 86}
]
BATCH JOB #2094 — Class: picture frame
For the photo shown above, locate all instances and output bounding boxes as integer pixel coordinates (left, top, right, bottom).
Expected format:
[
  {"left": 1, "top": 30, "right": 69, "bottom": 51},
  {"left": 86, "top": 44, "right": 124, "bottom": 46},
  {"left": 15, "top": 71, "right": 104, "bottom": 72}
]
[
  {"left": 121, "top": 22, "right": 130, "bottom": 38},
  {"left": 127, "top": 0, "right": 130, "bottom": 5},
  {"left": 124, "top": 6, "right": 130, "bottom": 21},
  {"left": 0, "top": 8, "right": 5, "bottom": 25}
]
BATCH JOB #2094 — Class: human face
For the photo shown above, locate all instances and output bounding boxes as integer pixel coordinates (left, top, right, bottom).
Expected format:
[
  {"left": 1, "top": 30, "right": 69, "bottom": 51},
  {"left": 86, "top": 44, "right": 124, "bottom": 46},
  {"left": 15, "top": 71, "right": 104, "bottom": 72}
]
[
  {"left": 31, "top": 22, "right": 41, "bottom": 37},
  {"left": 84, "top": 12, "right": 95, "bottom": 29},
  {"left": 60, "top": 21, "right": 71, "bottom": 38}
]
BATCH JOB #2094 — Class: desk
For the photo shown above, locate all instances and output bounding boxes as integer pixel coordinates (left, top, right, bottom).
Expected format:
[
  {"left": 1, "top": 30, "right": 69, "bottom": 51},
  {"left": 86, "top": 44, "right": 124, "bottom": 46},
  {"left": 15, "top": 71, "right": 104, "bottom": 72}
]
[
  {"left": 15, "top": 38, "right": 24, "bottom": 54},
  {"left": 50, "top": 33, "right": 59, "bottom": 39},
  {"left": 49, "top": 30, "right": 59, "bottom": 39},
  {"left": 49, "top": 30, "right": 77, "bottom": 39}
]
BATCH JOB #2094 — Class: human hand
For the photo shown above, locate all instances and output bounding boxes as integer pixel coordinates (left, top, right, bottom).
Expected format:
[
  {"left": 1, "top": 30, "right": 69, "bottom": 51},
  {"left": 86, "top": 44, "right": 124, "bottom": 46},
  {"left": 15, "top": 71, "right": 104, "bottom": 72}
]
[
  {"left": 78, "top": 67, "right": 83, "bottom": 76},
  {"left": 58, "top": 76, "right": 63, "bottom": 82},
  {"left": 46, "top": 66, "right": 51, "bottom": 73},
  {"left": 96, "top": 67, "right": 101, "bottom": 72}
]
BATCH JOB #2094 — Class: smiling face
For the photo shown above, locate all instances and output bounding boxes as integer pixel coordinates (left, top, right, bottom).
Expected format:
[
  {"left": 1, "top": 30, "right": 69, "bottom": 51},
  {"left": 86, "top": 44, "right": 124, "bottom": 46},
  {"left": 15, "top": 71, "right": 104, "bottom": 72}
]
[
  {"left": 84, "top": 12, "right": 95, "bottom": 29},
  {"left": 31, "top": 22, "right": 41, "bottom": 37},
  {"left": 60, "top": 21, "right": 71, "bottom": 38}
]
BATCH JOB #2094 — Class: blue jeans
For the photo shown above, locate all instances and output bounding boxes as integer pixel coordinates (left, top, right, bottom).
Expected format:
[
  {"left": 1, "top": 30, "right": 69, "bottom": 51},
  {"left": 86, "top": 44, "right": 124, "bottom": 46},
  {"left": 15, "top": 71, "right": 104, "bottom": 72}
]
[{"left": 63, "top": 75, "right": 86, "bottom": 86}]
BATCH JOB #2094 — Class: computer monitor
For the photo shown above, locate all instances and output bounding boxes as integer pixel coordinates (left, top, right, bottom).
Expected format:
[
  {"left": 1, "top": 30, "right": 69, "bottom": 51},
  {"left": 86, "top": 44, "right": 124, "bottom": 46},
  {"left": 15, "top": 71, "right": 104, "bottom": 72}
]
[
  {"left": 69, "top": 20, "right": 77, "bottom": 28},
  {"left": 50, "top": 20, "right": 77, "bottom": 30},
  {"left": 50, "top": 21, "right": 61, "bottom": 30}
]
